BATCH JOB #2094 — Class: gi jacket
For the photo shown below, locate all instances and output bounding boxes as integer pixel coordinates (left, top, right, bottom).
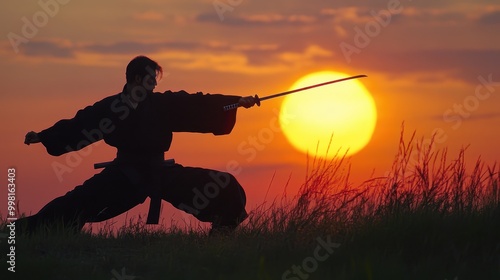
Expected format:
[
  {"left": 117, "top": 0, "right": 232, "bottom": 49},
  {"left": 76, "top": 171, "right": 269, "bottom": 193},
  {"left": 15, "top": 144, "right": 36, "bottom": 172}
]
[{"left": 38, "top": 87, "right": 241, "bottom": 156}]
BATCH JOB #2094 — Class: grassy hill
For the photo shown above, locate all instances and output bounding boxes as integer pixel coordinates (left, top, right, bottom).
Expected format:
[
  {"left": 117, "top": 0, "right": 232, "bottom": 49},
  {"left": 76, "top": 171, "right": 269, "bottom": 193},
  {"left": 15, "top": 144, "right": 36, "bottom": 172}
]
[{"left": 2, "top": 133, "right": 499, "bottom": 280}]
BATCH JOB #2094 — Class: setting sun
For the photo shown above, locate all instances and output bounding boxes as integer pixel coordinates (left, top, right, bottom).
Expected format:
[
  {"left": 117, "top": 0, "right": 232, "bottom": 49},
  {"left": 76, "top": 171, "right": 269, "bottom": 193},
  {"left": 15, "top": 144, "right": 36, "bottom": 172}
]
[{"left": 279, "top": 71, "right": 377, "bottom": 159}]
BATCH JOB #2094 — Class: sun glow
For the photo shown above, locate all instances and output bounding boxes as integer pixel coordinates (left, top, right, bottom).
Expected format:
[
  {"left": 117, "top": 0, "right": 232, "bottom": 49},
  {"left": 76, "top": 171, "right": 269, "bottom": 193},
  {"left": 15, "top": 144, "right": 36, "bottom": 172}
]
[{"left": 279, "top": 71, "right": 377, "bottom": 159}]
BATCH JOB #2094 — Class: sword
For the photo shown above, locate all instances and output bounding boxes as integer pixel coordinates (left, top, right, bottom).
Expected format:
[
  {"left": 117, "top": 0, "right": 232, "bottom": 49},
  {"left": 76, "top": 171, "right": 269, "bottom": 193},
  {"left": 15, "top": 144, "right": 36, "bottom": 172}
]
[{"left": 223, "top": 74, "right": 367, "bottom": 111}]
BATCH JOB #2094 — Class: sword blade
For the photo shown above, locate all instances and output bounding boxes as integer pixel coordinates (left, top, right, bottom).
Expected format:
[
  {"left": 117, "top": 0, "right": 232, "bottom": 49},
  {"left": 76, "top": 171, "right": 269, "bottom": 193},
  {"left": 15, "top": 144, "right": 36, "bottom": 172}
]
[
  {"left": 223, "top": 74, "right": 367, "bottom": 111},
  {"left": 260, "top": 74, "right": 367, "bottom": 102}
]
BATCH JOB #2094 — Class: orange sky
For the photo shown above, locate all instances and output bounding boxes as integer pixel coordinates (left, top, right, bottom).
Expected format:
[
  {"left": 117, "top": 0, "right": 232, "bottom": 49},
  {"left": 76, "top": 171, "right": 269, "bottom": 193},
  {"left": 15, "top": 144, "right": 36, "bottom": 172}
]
[{"left": 1, "top": 0, "right": 499, "bottom": 229}]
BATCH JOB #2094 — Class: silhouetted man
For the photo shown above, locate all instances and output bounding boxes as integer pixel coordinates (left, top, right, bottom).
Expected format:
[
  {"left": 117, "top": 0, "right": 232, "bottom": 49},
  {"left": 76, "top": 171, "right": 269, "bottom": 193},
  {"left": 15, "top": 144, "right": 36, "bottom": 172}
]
[{"left": 21, "top": 55, "right": 257, "bottom": 235}]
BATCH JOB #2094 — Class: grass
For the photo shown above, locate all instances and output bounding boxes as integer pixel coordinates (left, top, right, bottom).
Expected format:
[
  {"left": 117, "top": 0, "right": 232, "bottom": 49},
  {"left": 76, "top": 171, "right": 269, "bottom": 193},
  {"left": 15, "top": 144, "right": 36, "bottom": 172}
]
[{"left": 1, "top": 130, "right": 499, "bottom": 280}]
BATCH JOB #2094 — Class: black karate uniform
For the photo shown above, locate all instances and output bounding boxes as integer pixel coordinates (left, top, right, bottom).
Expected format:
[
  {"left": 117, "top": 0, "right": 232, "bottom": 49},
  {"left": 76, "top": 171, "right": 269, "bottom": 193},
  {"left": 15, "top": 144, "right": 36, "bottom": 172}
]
[{"left": 19, "top": 87, "right": 248, "bottom": 233}]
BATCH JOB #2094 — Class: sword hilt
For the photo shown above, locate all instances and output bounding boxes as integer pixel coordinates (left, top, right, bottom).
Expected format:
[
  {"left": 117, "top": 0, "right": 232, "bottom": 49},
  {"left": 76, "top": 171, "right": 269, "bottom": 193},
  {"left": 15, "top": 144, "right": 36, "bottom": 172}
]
[{"left": 223, "top": 94, "right": 260, "bottom": 111}]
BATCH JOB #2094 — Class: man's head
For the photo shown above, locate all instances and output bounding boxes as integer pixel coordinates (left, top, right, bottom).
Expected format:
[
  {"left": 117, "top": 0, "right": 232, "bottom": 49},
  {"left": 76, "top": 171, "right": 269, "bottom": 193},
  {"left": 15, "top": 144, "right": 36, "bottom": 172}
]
[{"left": 126, "top": 56, "right": 163, "bottom": 91}]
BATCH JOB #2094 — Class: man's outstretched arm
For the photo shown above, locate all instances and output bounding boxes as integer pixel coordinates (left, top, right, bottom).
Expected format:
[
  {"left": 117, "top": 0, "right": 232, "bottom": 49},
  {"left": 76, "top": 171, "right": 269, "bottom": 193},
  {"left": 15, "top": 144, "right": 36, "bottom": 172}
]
[
  {"left": 157, "top": 92, "right": 258, "bottom": 135},
  {"left": 23, "top": 97, "right": 112, "bottom": 156}
]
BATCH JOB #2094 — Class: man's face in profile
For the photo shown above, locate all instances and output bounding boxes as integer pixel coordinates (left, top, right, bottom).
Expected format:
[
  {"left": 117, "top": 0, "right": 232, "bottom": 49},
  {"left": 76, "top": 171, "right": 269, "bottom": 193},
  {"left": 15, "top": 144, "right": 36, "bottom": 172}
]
[{"left": 142, "top": 73, "right": 157, "bottom": 92}]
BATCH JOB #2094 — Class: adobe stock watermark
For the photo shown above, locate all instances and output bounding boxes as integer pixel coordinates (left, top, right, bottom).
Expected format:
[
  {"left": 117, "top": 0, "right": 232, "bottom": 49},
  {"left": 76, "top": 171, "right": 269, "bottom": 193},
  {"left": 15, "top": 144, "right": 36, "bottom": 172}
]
[
  {"left": 385, "top": 73, "right": 499, "bottom": 179},
  {"left": 339, "top": 0, "right": 408, "bottom": 63},
  {"left": 282, "top": 236, "right": 340, "bottom": 280},
  {"left": 442, "top": 74, "right": 500, "bottom": 130},
  {"left": 111, "top": 267, "right": 136, "bottom": 280},
  {"left": 6, "top": 168, "right": 17, "bottom": 273},
  {"left": 213, "top": 0, "right": 243, "bottom": 21},
  {"left": 7, "top": 0, "right": 71, "bottom": 54},
  {"left": 50, "top": 68, "right": 162, "bottom": 182},
  {"left": 218, "top": 107, "right": 296, "bottom": 183},
  {"left": 177, "top": 170, "right": 233, "bottom": 216},
  {"left": 177, "top": 107, "right": 296, "bottom": 221}
]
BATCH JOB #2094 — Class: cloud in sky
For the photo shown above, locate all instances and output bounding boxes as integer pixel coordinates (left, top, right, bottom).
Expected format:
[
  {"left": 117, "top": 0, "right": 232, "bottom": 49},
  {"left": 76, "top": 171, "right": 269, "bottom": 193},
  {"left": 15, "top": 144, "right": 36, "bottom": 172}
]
[
  {"left": 82, "top": 41, "right": 202, "bottom": 54},
  {"left": 4, "top": 33, "right": 498, "bottom": 83},
  {"left": 196, "top": 4, "right": 500, "bottom": 27},
  {"left": 20, "top": 40, "right": 75, "bottom": 58},
  {"left": 3, "top": 38, "right": 333, "bottom": 74},
  {"left": 354, "top": 49, "right": 500, "bottom": 83},
  {"left": 1, "top": 1, "right": 498, "bottom": 82},
  {"left": 477, "top": 10, "right": 500, "bottom": 24},
  {"left": 132, "top": 11, "right": 166, "bottom": 22},
  {"left": 196, "top": 12, "right": 319, "bottom": 26}
]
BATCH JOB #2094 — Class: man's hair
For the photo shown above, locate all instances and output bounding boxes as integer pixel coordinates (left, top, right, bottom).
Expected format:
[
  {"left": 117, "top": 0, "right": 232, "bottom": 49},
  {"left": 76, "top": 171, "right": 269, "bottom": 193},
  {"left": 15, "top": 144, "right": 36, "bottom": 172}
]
[{"left": 126, "top": 56, "right": 163, "bottom": 84}]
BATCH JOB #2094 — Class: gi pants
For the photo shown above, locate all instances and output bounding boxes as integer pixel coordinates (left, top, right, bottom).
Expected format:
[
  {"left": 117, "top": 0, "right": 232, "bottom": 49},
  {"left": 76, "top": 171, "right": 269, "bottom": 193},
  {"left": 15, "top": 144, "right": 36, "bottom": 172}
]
[{"left": 18, "top": 163, "right": 248, "bottom": 233}]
